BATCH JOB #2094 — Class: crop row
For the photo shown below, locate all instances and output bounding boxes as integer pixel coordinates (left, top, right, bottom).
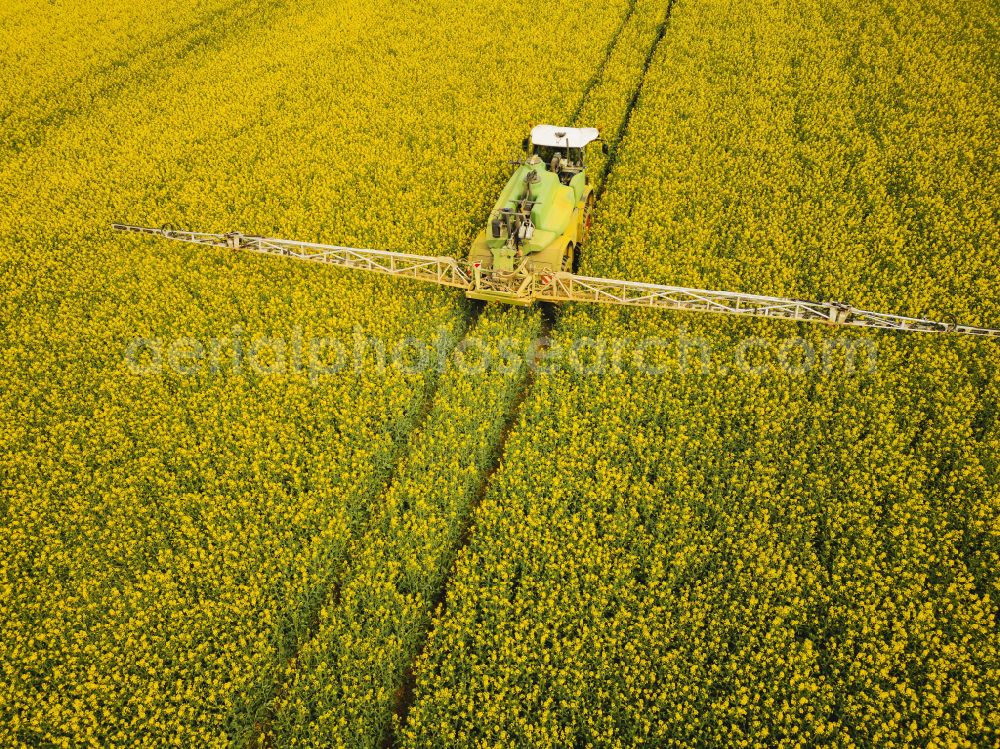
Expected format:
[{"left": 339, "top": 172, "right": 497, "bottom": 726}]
[
  {"left": 403, "top": 0, "right": 1000, "bottom": 745},
  {"left": 0, "top": 0, "right": 297, "bottom": 159},
  {"left": 264, "top": 307, "right": 542, "bottom": 748}
]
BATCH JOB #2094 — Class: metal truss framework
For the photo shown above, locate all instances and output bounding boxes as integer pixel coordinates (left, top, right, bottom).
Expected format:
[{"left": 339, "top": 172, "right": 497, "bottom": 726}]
[
  {"left": 113, "top": 225, "right": 472, "bottom": 289},
  {"left": 112, "top": 224, "right": 1000, "bottom": 339}
]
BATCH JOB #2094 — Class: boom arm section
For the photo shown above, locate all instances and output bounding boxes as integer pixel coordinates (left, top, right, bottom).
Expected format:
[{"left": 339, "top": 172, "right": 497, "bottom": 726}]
[
  {"left": 113, "top": 224, "right": 1000, "bottom": 338},
  {"left": 111, "top": 224, "right": 472, "bottom": 289},
  {"left": 536, "top": 273, "right": 1000, "bottom": 338}
]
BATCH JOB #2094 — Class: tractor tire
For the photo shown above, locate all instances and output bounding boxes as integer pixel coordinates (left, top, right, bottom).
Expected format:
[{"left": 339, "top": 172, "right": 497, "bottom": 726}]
[
  {"left": 562, "top": 243, "right": 574, "bottom": 273},
  {"left": 582, "top": 194, "right": 596, "bottom": 244}
]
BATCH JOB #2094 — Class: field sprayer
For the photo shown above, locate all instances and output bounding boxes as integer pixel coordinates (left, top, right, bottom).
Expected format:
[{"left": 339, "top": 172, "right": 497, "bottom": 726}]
[{"left": 115, "top": 125, "right": 1000, "bottom": 338}]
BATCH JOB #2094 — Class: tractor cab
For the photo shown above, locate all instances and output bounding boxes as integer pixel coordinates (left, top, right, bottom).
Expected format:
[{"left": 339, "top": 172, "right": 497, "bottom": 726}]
[{"left": 525, "top": 124, "right": 601, "bottom": 188}]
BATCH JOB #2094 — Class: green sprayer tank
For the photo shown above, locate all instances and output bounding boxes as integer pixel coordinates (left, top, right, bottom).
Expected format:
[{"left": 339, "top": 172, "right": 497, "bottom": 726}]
[{"left": 466, "top": 125, "right": 604, "bottom": 304}]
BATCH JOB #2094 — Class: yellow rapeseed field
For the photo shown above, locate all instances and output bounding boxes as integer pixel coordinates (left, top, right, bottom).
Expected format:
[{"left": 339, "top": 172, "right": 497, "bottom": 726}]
[
  {"left": 403, "top": 0, "right": 1000, "bottom": 746},
  {"left": 2, "top": 0, "right": 998, "bottom": 746},
  {"left": 0, "top": 0, "right": 292, "bottom": 157},
  {"left": 0, "top": 0, "right": 635, "bottom": 745}
]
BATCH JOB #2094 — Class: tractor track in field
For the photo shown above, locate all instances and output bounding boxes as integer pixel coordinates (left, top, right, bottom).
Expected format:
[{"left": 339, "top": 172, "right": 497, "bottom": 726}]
[
  {"left": 243, "top": 0, "right": 677, "bottom": 741},
  {"left": 0, "top": 0, "right": 297, "bottom": 165},
  {"left": 384, "top": 2, "right": 677, "bottom": 743},
  {"left": 380, "top": 302, "right": 559, "bottom": 748},
  {"left": 569, "top": 0, "right": 640, "bottom": 126},
  {"left": 242, "top": 302, "right": 487, "bottom": 749},
  {"left": 596, "top": 0, "right": 674, "bottom": 200}
]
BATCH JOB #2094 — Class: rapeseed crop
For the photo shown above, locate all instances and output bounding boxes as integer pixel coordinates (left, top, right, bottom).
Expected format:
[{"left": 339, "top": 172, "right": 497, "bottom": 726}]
[
  {"left": 403, "top": 0, "right": 1000, "bottom": 745},
  {"left": 0, "top": 0, "right": 634, "bottom": 744}
]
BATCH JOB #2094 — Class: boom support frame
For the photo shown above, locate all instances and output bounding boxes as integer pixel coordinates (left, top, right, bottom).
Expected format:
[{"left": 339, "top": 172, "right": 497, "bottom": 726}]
[
  {"left": 112, "top": 224, "right": 1000, "bottom": 339},
  {"left": 113, "top": 225, "right": 471, "bottom": 289}
]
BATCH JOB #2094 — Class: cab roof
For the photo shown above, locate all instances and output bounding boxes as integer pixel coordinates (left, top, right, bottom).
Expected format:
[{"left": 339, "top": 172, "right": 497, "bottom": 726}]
[{"left": 530, "top": 124, "right": 600, "bottom": 149}]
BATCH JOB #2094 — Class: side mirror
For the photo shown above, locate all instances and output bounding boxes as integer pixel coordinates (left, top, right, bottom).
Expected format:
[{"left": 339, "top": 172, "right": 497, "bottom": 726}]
[
  {"left": 601, "top": 142, "right": 609, "bottom": 156},
  {"left": 521, "top": 137, "right": 530, "bottom": 152}
]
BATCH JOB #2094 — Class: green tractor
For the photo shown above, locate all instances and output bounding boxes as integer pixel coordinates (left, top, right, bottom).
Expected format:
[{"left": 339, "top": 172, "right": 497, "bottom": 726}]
[{"left": 466, "top": 125, "right": 606, "bottom": 305}]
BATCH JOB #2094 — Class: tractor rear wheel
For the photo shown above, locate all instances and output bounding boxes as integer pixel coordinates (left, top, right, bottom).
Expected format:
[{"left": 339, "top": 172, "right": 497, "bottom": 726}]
[
  {"left": 582, "top": 193, "right": 596, "bottom": 243},
  {"left": 562, "top": 243, "right": 574, "bottom": 273}
]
